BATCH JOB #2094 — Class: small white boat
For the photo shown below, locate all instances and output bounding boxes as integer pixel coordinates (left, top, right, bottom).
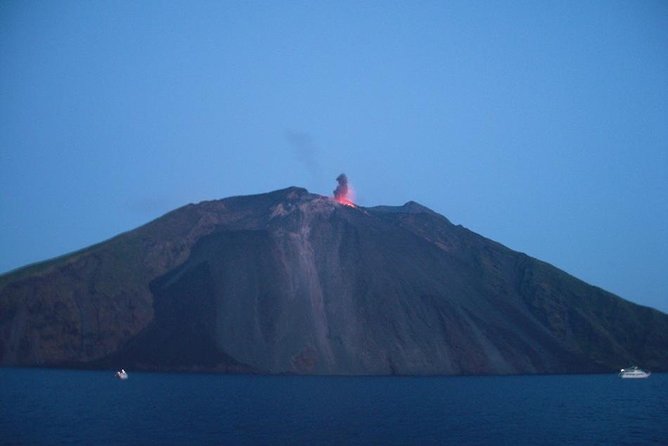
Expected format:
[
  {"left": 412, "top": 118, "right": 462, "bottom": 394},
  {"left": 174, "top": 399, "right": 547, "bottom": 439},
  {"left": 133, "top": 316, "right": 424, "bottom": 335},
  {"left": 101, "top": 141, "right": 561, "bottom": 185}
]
[
  {"left": 115, "top": 369, "right": 128, "bottom": 380},
  {"left": 619, "top": 366, "right": 650, "bottom": 379}
]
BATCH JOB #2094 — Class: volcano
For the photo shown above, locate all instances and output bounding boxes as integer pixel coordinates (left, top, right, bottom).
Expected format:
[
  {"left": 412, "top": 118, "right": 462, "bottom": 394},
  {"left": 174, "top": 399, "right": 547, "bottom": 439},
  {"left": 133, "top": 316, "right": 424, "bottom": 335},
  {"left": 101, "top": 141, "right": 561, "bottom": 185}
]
[{"left": 1, "top": 187, "right": 667, "bottom": 375}]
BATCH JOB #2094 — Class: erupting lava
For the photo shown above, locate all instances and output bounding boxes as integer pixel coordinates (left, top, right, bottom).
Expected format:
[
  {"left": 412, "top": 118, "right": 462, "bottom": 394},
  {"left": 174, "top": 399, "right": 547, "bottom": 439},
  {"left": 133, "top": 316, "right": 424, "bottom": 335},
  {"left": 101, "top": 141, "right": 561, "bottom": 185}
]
[{"left": 333, "top": 173, "right": 356, "bottom": 207}]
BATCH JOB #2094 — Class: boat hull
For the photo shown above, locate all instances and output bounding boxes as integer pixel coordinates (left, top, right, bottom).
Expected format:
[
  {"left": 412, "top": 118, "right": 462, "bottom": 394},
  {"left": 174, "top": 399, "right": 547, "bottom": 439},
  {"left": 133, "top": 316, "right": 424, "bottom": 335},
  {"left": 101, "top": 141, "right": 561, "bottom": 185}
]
[{"left": 619, "top": 367, "right": 650, "bottom": 379}]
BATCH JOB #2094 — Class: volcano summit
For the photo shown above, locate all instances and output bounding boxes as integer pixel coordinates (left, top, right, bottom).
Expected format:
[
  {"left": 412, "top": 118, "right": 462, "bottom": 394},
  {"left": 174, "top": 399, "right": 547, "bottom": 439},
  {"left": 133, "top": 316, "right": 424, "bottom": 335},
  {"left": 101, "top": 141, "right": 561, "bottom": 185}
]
[{"left": 1, "top": 187, "right": 667, "bottom": 375}]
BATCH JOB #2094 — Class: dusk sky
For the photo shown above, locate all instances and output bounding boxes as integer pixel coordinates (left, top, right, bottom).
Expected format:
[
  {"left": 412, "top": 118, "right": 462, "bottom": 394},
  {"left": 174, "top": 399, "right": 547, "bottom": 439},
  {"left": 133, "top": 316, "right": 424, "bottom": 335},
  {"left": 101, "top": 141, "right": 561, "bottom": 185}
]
[{"left": 1, "top": 1, "right": 666, "bottom": 313}]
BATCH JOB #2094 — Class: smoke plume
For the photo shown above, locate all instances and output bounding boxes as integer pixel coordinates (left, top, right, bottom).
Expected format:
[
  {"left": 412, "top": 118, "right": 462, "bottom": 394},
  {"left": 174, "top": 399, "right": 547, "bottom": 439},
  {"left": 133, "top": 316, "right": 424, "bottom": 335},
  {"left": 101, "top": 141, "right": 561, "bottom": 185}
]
[
  {"left": 333, "top": 174, "right": 349, "bottom": 200},
  {"left": 286, "top": 130, "right": 321, "bottom": 179}
]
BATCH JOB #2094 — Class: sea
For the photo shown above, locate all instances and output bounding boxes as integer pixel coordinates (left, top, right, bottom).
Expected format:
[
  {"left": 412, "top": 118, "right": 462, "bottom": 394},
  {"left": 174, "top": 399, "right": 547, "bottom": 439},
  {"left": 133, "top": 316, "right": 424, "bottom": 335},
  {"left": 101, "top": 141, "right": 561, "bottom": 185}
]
[{"left": 1, "top": 368, "right": 666, "bottom": 445}]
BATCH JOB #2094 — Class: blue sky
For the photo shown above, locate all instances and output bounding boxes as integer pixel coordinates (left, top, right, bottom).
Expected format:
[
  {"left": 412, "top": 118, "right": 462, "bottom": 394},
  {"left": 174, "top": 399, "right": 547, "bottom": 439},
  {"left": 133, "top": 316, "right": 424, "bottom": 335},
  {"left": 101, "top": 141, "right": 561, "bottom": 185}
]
[{"left": 1, "top": 1, "right": 667, "bottom": 312}]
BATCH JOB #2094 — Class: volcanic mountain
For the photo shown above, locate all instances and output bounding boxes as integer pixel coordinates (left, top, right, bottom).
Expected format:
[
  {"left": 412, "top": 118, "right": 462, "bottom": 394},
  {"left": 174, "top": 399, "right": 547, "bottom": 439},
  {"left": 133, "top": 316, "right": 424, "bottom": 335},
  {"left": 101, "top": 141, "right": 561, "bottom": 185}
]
[{"left": 1, "top": 187, "right": 667, "bottom": 375}]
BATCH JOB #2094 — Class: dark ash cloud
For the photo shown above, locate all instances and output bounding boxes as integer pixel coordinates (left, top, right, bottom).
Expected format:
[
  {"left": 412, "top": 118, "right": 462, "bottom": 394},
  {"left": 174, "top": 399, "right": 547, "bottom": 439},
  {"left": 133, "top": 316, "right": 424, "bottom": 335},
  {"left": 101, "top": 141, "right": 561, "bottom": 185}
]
[{"left": 333, "top": 173, "right": 348, "bottom": 199}]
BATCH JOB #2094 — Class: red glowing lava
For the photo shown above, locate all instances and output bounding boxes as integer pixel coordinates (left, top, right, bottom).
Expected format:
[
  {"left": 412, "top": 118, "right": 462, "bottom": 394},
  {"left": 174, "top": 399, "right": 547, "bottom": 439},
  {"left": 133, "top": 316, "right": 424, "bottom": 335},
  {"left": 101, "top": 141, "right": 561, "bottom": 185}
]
[{"left": 335, "top": 193, "right": 356, "bottom": 207}]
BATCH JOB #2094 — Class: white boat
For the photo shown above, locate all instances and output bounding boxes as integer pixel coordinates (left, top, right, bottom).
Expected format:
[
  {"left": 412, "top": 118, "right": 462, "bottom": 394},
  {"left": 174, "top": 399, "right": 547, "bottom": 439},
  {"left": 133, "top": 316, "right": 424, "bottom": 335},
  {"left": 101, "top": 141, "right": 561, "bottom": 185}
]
[
  {"left": 619, "top": 366, "right": 650, "bottom": 379},
  {"left": 115, "top": 369, "right": 128, "bottom": 380}
]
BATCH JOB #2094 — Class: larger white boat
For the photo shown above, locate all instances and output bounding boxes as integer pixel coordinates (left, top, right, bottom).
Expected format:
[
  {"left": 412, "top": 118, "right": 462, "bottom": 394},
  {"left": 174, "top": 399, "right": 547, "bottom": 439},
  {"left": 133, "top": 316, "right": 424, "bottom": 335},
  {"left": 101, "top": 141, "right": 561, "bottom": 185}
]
[
  {"left": 619, "top": 366, "right": 650, "bottom": 379},
  {"left": 115, "top": 369, "right": 128, "bottom": 380}
]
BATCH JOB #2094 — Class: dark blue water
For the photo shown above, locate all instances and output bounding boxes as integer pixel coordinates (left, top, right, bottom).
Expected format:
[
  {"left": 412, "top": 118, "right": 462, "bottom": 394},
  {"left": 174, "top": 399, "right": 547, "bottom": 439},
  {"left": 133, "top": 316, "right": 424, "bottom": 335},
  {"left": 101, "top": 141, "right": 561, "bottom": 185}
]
[{"left": 1, "top": 369, "right": 666, "bottom": 445}]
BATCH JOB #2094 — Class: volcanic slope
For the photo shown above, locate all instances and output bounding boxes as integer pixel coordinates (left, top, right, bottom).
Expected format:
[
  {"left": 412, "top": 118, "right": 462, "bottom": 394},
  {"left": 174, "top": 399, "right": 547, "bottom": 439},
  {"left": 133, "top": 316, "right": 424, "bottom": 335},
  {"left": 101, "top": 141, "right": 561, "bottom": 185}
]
[{"left": 1, "top": 187, "right": 667, "bottom": 374}]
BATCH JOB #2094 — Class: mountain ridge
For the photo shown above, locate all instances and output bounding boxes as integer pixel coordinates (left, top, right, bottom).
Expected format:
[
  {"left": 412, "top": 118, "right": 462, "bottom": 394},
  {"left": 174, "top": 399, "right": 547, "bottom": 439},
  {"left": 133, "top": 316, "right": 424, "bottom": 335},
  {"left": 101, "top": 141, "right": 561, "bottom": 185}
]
[{"left": 1, "top": 186, "right": 666, "bottom": 375}]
